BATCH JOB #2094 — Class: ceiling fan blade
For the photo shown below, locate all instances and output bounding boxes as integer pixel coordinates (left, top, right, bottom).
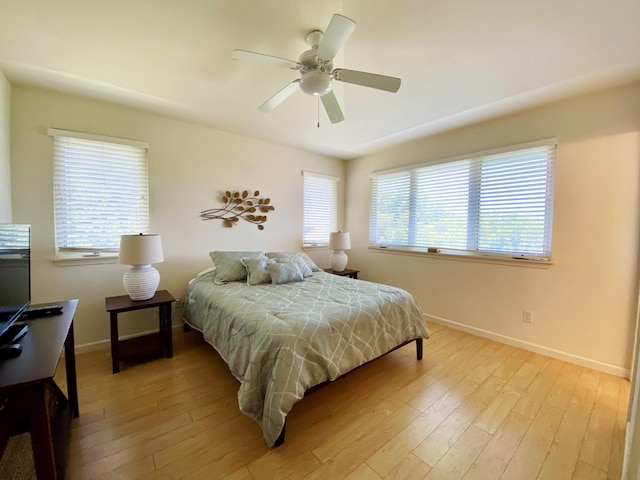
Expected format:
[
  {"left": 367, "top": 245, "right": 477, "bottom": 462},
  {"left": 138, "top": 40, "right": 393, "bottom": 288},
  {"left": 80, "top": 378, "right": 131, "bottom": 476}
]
[
  {"left": 258, "top": 80, "right": 301, "bottom": 112},
  {"left": 333, "top": 68, "right": 401, "bottom": 93},
  {"left": 320, "top": 91, "right": 345, "bottom": 124},
  {"left": 231, "top": 49, "right": 301, "bottom": 70},
  {"left": 316, "top": 14, "right": 356, "bottom": 62}
]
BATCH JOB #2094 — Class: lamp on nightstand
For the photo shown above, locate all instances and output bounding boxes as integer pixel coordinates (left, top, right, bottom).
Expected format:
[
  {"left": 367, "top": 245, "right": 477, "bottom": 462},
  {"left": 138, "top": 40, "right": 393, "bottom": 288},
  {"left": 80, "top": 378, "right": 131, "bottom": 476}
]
[
  {"left": 329, "top": 231, "right": 351, "bottom": 272},
  {"left": 119, "top": 234, "right": 164, "bottom": 301}
]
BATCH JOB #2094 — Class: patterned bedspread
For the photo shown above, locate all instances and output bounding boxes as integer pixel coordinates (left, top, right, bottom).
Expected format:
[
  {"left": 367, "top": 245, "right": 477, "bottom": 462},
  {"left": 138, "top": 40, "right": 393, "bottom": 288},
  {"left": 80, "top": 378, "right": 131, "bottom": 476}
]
[{"left": 184, "top": 270, "right": 430, "bottom": 447}]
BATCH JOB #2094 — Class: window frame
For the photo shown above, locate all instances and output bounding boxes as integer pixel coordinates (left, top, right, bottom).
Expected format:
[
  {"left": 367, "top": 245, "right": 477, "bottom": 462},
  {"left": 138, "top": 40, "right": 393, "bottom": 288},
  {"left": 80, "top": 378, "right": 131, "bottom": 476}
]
[
  {"left": 369, "top": 139, "right": 556, "bottom": 264},
  {"left": 49, "top": 128, "right": 150, "bottom": 263},
  {"left": 302, "top": 171, "right": 339, "bottom": 249}
]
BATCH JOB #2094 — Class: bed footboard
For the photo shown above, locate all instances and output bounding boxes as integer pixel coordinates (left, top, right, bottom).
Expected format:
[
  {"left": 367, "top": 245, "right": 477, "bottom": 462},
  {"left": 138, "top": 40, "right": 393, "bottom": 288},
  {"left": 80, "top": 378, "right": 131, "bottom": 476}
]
[{"left": 273, "top": 337, "right": 425, "bottom": 447}]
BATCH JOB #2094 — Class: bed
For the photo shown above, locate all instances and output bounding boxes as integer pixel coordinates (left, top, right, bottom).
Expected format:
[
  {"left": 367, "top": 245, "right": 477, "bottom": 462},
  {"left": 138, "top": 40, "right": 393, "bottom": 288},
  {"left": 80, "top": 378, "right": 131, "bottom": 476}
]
[{"left": 184, "top": 251, "right": 430, "bottom": 447}]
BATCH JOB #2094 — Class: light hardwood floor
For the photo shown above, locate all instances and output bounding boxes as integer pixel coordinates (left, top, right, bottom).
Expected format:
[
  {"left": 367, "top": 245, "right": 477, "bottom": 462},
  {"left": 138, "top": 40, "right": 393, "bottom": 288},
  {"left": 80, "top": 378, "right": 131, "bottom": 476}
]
[{"left": 59, "top": 323, "right": 630, "bottom": 479}]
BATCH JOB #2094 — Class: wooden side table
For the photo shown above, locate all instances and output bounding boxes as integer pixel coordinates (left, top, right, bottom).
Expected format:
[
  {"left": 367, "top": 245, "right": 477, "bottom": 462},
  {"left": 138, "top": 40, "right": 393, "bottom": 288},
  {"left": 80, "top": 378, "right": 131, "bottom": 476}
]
[
  {"left": 105, "top": 290, "right": 175, "bottom": 374},
  {"left": 324, "top": 268, "right": 359, "bottom": 279}
]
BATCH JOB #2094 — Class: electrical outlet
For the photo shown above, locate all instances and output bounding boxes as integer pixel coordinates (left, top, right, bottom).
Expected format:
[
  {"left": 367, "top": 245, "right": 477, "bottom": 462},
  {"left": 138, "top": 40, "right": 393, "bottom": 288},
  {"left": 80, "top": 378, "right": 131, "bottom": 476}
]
[
  {"left": 174, "top": 297, "right": 184, "bottom": 308},
  {"left": 523, "top": 310, "right": 533, "bottom": 324}
]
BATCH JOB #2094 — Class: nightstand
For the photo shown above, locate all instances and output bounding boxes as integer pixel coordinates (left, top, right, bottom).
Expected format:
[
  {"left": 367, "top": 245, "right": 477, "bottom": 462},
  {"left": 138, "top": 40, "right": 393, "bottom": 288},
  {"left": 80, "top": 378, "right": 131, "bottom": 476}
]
[
  {"left": 324, "top": 268, "right": 359, "bottom": 279},
  {"left": 105, "top": 290, "right": 175, "bottom": 373}
]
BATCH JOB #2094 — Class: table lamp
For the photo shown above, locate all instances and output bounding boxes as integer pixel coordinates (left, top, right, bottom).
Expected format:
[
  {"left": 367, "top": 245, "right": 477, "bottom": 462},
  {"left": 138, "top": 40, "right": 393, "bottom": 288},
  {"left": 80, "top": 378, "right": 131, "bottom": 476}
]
[
  {"left": 119, "top": 234, "right": 164, "bottom": 301},
  {"left": 329, "top": 231, "right": 351, "bottom": 272}
]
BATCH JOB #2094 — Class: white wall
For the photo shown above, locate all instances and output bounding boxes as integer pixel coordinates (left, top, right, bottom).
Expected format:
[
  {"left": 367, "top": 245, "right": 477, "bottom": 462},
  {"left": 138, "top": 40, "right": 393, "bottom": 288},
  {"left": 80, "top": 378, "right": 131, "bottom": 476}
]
[
  {"left": 0, "top": 71, "right": 10, "bottom": 222},
  {"left": 10, "top": 86, "right": 344, "bottom": 349},
  {"left": 9, "top": 82, "right": 640, "bottom": 376},
  {"left": 346, "top": 82, "right": 640, "bottom": 376}
]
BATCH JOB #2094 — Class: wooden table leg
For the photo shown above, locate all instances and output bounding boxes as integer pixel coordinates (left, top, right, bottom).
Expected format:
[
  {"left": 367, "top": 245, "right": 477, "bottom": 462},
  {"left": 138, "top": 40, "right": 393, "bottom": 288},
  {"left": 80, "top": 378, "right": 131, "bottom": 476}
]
[
  {"left": 161, "top": 303, "right": 173, "bottom": 358},
  {"left": 109, "top": 311, "right": 120, "bottom": 374},
  {"left": 64, "top": 320, "right": 79, "bottom": 418},
  {"left": 27, "top": 384, "right": 56, "bottom": 479}
]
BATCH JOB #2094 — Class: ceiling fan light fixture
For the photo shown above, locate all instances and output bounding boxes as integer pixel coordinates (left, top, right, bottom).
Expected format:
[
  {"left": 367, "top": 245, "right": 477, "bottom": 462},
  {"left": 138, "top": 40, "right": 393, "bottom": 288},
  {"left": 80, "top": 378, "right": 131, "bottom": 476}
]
[{"left": 300, "top": 71, "right": 332, "bottom": 96}]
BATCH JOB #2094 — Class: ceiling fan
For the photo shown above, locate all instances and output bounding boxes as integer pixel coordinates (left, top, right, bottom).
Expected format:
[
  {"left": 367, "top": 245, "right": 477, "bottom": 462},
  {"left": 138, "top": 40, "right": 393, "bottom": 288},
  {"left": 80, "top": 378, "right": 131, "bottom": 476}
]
[{"left": 231, "top": 14, "right": 401, "bottom": 124}]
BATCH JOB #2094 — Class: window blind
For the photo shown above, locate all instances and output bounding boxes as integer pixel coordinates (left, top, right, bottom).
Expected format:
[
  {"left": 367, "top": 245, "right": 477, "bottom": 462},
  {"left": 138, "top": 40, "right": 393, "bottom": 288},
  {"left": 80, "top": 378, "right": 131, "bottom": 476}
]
[
  {"left": 50, "top": 130, "right": 149, "bottom": 253},
  {"left": 370, "top": 141, "right": 555, "bottom": 260},
  {"left": 0, "top": 224, "right": 30, "bottom": 253},
  {"left": 303, "top": 172, "right": 338, "bottom": 248}
]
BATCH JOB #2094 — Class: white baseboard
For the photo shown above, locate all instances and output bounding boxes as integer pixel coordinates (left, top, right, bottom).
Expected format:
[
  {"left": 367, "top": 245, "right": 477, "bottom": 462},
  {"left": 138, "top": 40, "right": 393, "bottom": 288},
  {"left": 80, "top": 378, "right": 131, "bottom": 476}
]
[
  {"left": 75, "top": 316, "right": 629, "bottom": 378},
  {"left": 74, "top": 324, "right": 185, "bottom": 354},
  {"left": 426, "top": 314, "right": 630, "bottom": 379}
]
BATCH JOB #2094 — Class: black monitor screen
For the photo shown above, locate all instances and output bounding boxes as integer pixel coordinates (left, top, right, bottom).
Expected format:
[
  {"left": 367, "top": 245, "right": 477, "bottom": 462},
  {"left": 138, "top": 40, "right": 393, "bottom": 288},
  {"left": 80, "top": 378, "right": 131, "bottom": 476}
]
[{"left": 0, "top": 224, "right": 31, "bottom": 339}]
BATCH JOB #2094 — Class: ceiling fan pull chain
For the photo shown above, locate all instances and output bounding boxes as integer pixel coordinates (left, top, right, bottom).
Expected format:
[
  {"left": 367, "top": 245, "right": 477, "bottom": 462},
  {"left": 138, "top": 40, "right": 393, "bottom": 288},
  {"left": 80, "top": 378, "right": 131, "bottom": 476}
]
[{"left": 317, "top": 97, "right": 320, "bottom": 128}]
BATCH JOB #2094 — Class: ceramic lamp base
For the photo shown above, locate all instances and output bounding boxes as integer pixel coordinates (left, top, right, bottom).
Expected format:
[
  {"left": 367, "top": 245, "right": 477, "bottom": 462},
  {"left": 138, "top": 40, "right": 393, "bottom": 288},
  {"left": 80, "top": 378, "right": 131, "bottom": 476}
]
[
  {"left": 123, "top": 265, "right": 160, "bottom": 301},
  {"left": 330, "top": 250, "right": 348, "bottom": 272}
]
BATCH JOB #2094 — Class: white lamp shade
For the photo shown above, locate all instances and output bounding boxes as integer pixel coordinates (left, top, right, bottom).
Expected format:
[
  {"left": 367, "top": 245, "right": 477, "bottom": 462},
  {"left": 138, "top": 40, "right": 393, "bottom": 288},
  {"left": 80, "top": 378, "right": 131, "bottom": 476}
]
[
  {"left": 119, "top": 234, "right": 164, "bottom": 265},
  {"left": 329, "top": 232, "right": 351, "bottom": 251}
]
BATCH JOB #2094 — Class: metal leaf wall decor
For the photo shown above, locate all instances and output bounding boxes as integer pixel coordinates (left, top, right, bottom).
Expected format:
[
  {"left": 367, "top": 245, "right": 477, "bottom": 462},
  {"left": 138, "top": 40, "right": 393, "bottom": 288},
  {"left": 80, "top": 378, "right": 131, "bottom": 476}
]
[{"left": 200, "top": 190, "right": 275, "bottom": 230}]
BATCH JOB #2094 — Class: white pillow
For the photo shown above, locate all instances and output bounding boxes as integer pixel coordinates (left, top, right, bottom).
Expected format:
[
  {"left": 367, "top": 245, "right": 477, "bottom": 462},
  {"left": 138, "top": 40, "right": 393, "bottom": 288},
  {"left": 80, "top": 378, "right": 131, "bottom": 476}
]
[{"left": 188, "top": 267, "right": 216, "bottom": 287}]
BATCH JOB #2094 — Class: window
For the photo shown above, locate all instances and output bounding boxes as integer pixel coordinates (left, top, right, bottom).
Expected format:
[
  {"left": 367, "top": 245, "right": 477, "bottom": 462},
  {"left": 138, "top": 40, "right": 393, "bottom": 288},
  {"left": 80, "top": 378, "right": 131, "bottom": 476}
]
[
  {"left": 370, "top": 140, "right": 555, "bottom": 260},
  {"left": 0, "top": 224, "right": 29, "bottom": 253},
  {"left": 303, "top": 171, "right": 338, "bottom": 248},
  {"left": 49, "top": 129, "right": 149, "bottom": 256}
]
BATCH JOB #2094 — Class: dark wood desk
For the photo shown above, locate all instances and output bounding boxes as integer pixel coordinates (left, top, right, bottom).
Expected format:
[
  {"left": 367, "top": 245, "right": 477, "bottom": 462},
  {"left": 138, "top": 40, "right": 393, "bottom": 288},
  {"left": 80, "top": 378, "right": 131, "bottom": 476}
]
[
  {"left": 106, "top": 290, "right": 175, "bottom": 373},
  {"left": 0, "top": 299, "right": 79, "bottom": 480}
]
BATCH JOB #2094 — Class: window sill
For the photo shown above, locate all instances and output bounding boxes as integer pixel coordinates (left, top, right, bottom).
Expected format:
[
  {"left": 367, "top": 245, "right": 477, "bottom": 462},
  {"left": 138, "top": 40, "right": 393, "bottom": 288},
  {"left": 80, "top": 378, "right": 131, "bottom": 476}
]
[
  {"left": 303, "top": 245, "right": 329, "bottom": 251},
  {"left": 52, "top": 253, "right": 119, "bottom": 267},
  {"left": 368, "top": 246, "right": 552, "bottom": 269}
]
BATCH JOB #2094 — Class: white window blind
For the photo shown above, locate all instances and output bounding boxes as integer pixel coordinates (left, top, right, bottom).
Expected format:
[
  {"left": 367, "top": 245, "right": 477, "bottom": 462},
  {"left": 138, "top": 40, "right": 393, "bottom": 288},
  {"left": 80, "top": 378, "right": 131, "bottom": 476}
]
[
  {"left": 303, "top": 172, "right": 338, "bottom": 248},
  {"left": 50, "top": 129, "right": 149, "bottom": 254},
  {"left": 370, "top": 141, "right": 555, "bottom": 260},
  {"left": 0, "top": 224, "right": 30, "bottom": 253}
]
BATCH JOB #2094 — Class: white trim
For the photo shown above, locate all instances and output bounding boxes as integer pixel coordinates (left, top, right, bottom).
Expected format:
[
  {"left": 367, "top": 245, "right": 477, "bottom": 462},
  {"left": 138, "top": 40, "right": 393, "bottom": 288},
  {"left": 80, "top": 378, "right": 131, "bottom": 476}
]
[
  {"left": 48, "top": 127, "right": 149, "bottom": 149},
  {"left": 369, "top": 245, "right": 553, "bottom": 268},
  {"left": 370, "top": 137, "right": 557, "bottom": 178},
  {"left": 302, "top": 170, "right": 340, "bottom": 182},
  {"left": 426, "top": 313, "right": 629, "bottom": 378},
  {"left": 73, "top": 323, "right": 184, "bottom": 354},
  {"left": 51, "top": 253, "right": 119, "bottom": 266}
]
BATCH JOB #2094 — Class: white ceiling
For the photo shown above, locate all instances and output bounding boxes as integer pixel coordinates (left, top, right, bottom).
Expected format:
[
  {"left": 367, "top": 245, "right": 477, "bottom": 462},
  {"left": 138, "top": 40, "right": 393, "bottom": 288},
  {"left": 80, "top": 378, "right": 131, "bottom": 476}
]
[{"left": 1, "top": 0, "right": 639, "bottom": 159}]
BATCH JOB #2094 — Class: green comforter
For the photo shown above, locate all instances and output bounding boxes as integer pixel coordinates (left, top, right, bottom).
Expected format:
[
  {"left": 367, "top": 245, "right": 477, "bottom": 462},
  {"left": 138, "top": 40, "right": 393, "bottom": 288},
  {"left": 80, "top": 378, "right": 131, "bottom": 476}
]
[{"left": 185, "top": 270, "right": 430, "bottom": 447}]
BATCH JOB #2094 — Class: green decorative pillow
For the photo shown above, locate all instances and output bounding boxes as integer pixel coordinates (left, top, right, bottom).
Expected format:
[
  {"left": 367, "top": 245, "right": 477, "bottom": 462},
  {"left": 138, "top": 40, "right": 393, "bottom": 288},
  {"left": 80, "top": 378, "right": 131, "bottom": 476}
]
[
  {"left": 209, "top": 251, "right": 265, "bottom": 284},
  {"left": 241, "top": 257, "right": 276, "bottom": 285},
  {"left": 267, "top": 262, "right": 304, "bottom": 285},
  {"left": 280, "top": 257, "right": 313, "bottom": 278},
  {"left": 266, "top": 252, "right": 320, "bottom": 272}
]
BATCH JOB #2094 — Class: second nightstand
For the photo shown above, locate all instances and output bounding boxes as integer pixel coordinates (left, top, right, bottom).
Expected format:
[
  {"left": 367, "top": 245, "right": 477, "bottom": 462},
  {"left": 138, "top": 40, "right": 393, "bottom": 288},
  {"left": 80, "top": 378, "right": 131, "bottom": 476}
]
[
  {"left": 105, "top": 289, "right": 175, "bottom": 373},
  {"left": 323, "top": 268, "right": 359, "bottom": 279}
]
